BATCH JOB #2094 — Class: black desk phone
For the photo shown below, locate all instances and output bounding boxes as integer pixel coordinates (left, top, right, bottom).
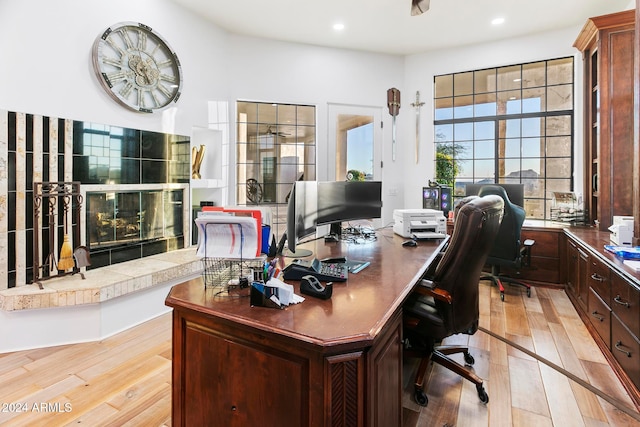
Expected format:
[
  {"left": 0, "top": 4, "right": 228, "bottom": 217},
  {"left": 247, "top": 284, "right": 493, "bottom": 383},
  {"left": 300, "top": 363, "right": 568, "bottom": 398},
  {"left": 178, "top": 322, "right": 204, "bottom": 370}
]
[{"left": 282, "top": 258, "right": 348, "bottom": 282}]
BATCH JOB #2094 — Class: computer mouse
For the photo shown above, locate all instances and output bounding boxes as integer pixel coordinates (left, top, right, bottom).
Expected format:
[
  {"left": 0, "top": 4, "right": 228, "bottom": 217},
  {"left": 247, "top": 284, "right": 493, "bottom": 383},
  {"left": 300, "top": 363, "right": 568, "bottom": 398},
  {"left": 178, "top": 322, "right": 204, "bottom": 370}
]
[{"left": 402, "top": 239, "right": 417, "bottom": 247}]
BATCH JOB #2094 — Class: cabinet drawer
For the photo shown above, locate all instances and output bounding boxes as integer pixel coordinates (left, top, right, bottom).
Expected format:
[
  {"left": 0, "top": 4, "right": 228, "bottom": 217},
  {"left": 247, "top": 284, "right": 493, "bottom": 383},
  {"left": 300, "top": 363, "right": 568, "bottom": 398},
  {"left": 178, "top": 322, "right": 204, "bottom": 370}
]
[
  {"left": 610, "top": 273, "right": 640, "bottom": 337},
  {"left": 588, "top": 258, "right": 611, "bottom": 304},
  {"left": 588, "top": 287, "right": 611, "bottom": 348},
  {"left": 611, "top": 313, "right": 640, "bottom": 391}
]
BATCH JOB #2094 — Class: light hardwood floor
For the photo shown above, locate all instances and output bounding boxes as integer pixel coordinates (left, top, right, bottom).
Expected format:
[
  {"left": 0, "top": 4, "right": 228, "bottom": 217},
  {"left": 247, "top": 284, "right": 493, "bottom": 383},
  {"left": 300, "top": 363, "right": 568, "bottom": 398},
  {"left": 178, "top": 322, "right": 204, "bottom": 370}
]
[
  {"left": 0, "top": 282, "right": 638, "bottom": 426},
  {"left": 402, "top": 281, "right": 640, "bottom": 427}
]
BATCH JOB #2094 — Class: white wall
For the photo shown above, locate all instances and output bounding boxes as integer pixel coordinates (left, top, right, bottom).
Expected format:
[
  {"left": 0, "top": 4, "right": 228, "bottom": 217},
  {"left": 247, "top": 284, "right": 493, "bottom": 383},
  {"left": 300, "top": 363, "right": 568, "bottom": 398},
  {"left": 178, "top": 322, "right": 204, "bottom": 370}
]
[
  {"left": 402, "top": 26, "right": 586, "bottom": 209},
  {"left": 0, "top": 0, "right": 230, "bottom": 136},
  {"left": 227, "top": 35, "right": 406, "bottom": 223},
  {"left": 0, "top": 0, "right": 406, "bottom": 225},
  {"left": 0, "top": 0, "right": 608, "bottom": 220}
]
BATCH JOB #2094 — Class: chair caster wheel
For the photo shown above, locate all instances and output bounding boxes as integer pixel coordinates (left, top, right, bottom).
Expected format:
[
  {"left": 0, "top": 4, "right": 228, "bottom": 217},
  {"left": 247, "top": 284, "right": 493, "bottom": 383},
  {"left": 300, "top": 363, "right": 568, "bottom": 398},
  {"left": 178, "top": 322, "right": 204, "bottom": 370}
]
[
  {"left": 476, "top": 384, "right": 489, "bottom": 404},
  {"left": 464, "top": 352, "right": 475, "bottom": 366},
  {"left": 414, "top": 388, "right": 428, "bottom": 406},
  {"left": 526, "top": 287, "right": 531, "bottom": 297},
  {"left": 500, "top": 292, "right": 505, "bottom": 301}
]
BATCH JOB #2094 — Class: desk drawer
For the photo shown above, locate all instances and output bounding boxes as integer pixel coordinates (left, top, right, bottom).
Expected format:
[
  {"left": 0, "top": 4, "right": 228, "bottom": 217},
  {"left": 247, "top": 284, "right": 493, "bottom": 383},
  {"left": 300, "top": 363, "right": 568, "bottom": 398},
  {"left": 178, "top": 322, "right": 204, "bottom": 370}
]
[
  {"left": 588, "top": 287, "right": 611, "bottom": 348},
  {"left": 588, "top": 257, "right": 611, "bottom": 304},
  {"left": 612, "top": 313, "right": 640, "bottom": 390},
  {"left": 611, "top": 272, "right": 640, "bottom": 337}
]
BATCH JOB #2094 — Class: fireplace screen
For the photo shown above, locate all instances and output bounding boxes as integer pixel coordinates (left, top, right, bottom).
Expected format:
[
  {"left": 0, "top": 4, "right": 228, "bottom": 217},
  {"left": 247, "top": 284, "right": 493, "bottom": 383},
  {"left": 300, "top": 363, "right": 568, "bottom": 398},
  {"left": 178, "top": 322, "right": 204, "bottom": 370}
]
[{"left": 87, "top": 190, "right": 183, "bottom": 248}]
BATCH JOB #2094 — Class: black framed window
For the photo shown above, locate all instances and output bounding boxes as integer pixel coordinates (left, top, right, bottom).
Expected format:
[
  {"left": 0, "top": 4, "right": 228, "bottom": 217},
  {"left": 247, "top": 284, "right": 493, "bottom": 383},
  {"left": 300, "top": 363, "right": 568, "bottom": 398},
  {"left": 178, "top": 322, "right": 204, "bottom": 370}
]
[
  {"left": 434, "top": 57, "right": 574, "bottom": 219},
  {"left": 236, "top": 101, "right": 316, "bottom": 238}
]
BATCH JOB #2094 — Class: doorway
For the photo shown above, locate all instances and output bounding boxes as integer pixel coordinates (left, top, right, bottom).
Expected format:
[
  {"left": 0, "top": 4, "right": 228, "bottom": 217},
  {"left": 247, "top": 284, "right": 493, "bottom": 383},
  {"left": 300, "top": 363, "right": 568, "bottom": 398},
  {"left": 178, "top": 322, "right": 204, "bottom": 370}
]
[{"left": 327, "top": 104, "right": 382, "bottom": 182}]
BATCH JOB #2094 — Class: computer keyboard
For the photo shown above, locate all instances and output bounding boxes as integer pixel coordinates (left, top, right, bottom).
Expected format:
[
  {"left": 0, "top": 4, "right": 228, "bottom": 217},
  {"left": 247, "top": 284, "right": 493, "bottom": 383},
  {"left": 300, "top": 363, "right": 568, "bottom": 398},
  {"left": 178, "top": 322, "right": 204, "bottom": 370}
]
[{"left": 412, "top": 231, "right": 447, "bottom": 240}]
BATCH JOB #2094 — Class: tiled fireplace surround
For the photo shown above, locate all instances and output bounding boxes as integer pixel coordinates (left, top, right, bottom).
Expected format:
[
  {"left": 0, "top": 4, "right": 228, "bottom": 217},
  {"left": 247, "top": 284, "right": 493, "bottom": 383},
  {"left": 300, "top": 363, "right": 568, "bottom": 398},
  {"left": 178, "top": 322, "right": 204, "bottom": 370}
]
[{"left": 0, "top": 109, "right": 218, "bottom": 352}]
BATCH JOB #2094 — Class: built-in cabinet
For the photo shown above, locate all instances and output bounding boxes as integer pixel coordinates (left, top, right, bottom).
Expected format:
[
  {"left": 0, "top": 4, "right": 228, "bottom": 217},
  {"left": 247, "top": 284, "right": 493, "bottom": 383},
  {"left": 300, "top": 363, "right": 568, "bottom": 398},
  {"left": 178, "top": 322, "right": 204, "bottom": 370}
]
[
  {"left": 564, "top": 229, "right": 640, "bottom": 408},
  {"left": 566, "top": 238, "right": 590, "bottom": 310},
  {"left": 574, "top": 10, "right": 636, "bottom": 231}
]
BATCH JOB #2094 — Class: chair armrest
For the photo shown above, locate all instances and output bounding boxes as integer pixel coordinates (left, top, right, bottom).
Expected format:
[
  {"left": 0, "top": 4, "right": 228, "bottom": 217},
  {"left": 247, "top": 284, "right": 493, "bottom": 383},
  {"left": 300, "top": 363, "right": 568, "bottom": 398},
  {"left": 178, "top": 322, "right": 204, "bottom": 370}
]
[
  {"left": 520, "top": 239, "right": 535, "bottom": 266},
  {"left": 413, "top": 279, "right": 452, "bottom": 304}
]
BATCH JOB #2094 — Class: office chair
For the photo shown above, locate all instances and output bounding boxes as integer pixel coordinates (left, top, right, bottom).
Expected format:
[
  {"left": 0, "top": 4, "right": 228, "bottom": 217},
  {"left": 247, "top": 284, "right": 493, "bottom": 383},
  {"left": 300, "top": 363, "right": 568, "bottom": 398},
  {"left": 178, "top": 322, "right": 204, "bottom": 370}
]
[
  {"left": 403, "top": 195, "right": 504, "bottom": 407},
  {"left": 478, "top": 184, "right": 534, "bottom": 301}
]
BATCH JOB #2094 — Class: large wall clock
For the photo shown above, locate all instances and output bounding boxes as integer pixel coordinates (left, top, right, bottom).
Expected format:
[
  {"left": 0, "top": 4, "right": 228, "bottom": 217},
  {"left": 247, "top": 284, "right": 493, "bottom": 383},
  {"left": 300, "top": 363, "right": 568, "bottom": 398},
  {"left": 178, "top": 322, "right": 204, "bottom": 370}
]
[{"left": 92, "top": 22, "right": 183, "bottom": 113}]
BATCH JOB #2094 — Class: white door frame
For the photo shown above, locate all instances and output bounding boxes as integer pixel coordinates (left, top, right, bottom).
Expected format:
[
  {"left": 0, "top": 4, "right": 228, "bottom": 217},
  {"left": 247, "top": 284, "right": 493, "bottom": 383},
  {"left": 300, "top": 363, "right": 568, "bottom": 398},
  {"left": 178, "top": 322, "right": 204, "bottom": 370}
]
[{"left": 327, "top": 103, "right": 383, "bottom": 183}]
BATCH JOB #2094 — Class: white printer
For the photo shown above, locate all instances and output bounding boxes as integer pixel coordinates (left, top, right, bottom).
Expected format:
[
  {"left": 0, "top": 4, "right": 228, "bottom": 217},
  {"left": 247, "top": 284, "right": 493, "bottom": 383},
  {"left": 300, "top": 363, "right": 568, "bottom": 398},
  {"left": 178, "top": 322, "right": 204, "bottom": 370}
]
[
  {"left": 393, "top": 209, "right": 447, "bottom": 239},
  {"left": 609, "top": 215, "right": 634, "bottom": 247}
]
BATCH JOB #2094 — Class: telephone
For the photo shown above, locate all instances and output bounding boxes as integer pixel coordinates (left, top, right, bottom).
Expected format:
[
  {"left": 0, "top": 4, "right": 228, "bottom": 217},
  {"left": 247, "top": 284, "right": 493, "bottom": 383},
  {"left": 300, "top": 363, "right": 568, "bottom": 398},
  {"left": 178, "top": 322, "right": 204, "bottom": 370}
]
[{"left": 282, "top": 258, "right": 348, "bottom": 282}]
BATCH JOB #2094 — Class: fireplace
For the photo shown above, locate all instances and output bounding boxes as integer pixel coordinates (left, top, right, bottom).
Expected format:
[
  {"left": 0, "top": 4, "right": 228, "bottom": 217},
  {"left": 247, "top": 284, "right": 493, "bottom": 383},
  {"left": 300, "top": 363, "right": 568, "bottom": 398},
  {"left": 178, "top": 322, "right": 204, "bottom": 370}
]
[{"left": 82, "top": 184, "right": 189, "bottom": 269}]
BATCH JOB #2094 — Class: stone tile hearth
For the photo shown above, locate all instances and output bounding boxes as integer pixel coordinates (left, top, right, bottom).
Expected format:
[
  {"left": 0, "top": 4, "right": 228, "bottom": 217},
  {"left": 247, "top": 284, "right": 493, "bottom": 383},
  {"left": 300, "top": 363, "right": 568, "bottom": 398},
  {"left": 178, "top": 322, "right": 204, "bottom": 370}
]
[{"left": 0, "top": 247, "right": 202, "bottom": 311}]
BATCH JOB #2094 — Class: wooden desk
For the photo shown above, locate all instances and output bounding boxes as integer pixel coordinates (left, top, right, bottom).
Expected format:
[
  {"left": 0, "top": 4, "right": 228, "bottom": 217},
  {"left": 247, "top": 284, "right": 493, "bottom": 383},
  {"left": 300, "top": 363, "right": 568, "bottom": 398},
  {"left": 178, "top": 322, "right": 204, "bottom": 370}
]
[{"left": 165, "top": 228, "right": 448, "bottom": 427}]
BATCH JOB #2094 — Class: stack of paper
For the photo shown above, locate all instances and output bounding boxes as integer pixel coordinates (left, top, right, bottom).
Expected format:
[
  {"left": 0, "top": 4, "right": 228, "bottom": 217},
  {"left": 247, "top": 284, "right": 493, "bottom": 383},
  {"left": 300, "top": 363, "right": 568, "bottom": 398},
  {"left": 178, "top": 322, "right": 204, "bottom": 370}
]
[
  {"left": 623, "top": 259, "right": 640, "bottom": 272},
  {"left": 195, "top": 215, "right": 259, "bottom": 258}
]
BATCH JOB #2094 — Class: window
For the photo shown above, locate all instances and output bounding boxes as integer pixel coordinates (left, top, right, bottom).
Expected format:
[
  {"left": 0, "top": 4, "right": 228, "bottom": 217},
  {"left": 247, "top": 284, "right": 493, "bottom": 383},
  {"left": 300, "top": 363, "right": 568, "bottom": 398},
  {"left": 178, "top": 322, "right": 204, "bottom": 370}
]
[
  {"left": 236, "top": 101, "right": 316, "bottom": 238},
  {"left": 434, "top": 57, "right": 574, "bottom": 219}
]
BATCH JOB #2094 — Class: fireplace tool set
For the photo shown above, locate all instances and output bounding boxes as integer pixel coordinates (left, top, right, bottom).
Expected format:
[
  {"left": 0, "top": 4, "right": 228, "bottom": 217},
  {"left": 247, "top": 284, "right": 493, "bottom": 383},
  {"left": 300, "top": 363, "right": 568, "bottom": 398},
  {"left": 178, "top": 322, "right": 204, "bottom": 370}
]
[{"left": 32, "top": 182, "right": 91, "bottom": 289}]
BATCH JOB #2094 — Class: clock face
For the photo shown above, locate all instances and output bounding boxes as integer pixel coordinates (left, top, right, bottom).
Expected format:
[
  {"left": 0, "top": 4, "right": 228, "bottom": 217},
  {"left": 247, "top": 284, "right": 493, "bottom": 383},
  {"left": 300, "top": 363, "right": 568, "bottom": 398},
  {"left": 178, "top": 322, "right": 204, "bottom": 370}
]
[{"left": 92, "top": 22, "right": 182, "bottom": 113}]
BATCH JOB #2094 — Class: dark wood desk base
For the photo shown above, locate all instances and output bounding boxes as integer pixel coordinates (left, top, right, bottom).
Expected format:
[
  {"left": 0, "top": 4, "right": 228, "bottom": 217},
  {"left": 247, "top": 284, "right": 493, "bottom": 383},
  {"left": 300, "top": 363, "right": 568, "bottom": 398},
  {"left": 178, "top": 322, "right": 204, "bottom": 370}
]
[{"left": 166, "top": 229, "right": 447, "bottom": 426}]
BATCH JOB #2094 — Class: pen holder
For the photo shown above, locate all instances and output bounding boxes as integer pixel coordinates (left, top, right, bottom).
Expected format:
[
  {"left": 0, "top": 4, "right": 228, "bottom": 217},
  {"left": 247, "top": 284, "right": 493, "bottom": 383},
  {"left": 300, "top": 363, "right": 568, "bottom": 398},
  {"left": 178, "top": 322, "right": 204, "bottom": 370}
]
[{"left": 250, "top": 282, "right": 284, "bottom": 309}]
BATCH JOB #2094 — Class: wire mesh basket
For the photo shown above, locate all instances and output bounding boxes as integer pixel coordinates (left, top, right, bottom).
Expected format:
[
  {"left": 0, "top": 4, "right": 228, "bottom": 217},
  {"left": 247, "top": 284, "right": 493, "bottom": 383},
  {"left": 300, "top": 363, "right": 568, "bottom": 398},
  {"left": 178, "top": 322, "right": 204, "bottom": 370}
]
[{"left": 202, "top": 257, "right": 265, "bottom": 290}]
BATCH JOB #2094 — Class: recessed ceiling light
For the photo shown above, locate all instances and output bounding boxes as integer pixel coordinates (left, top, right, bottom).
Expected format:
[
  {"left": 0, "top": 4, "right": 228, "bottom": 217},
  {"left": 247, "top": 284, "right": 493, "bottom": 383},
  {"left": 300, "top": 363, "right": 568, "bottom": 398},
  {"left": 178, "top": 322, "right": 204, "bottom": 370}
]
[
  {"left": 491, "top": 17, "right": 505, "bottom": 25},
  {"left": 333, "top": 23, "right": 345, "bottom": 31}
]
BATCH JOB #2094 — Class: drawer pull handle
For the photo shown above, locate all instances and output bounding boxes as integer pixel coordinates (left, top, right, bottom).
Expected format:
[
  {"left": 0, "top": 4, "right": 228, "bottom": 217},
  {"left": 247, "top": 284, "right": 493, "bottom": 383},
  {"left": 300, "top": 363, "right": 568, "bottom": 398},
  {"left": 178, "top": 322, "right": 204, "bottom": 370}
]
[
  {"left": 613, "top": 295, "right": 630, "bottom": 308},
  {"left": 614, "top": 341, "right": 632, "bottom": 358},
  {"left": 590, "top": 273, "right": 605, "bottom": 282},
  {"left": 591, "top": 311, "right": 605, "bottom": 322}
]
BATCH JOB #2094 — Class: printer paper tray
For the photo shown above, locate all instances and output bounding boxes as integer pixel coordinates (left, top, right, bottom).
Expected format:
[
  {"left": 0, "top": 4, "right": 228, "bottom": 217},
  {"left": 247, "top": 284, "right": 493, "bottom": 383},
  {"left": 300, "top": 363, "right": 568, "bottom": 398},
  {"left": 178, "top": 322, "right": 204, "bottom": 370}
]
[{"left": 412, "top": 231, "right": 447, "bottom": 240}]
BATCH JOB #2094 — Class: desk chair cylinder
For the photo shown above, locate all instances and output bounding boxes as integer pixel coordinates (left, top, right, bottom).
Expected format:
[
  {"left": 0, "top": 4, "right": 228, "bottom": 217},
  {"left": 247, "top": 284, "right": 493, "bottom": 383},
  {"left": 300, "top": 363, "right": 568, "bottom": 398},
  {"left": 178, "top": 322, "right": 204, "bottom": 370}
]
[
  {"left": 478, "top": 184, "right": 533, "bottom": 301},
  {"left": 403, "top": 195, "right": 504, "bottom": 406}
]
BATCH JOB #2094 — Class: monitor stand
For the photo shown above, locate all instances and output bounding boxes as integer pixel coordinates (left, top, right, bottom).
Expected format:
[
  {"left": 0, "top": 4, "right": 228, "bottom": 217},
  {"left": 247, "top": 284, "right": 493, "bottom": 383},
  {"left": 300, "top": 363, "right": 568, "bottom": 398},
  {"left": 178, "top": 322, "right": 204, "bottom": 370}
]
[{"left": 283, "top": 248, "right": 313, "bottom": 258}]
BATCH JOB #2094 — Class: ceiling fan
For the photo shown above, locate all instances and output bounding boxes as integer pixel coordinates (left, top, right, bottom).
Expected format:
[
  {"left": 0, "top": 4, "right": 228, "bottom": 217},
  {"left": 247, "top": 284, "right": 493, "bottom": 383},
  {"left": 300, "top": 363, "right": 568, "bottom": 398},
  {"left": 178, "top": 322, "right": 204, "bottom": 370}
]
[
  {"left": 262, "top": 125, "right": 290, "bottom": 137},
  {"left": 411, "top": 0, "right": 430, "bottom": 16}
]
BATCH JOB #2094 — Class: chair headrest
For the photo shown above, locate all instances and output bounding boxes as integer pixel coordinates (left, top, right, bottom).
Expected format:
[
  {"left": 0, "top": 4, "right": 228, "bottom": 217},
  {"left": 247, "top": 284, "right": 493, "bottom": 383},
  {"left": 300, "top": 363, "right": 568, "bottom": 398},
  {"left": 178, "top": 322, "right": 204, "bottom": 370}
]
[{"left": 478, "top": 185, "right": 510, "bottom": 203}]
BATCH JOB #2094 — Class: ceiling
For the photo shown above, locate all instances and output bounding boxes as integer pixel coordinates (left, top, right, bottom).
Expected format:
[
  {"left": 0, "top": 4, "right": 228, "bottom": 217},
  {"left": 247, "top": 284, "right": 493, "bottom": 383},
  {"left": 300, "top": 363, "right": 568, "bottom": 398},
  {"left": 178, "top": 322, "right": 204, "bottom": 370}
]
[{"left": 169, "top": 0, "right": 632, "bottom": 55}]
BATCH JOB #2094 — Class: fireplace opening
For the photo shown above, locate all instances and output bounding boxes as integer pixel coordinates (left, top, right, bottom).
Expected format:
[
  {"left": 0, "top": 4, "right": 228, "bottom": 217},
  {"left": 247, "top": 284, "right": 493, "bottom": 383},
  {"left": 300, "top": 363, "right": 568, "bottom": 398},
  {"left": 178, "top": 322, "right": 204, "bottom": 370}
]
[{"left": 86, "top": 189, "right": 184, "bottom": 268}]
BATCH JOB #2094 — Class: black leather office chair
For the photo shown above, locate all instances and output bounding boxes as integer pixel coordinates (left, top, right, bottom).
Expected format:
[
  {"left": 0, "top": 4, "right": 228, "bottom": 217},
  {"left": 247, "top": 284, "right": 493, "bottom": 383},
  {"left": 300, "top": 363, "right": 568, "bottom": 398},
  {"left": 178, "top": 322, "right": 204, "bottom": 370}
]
[
  {"left": 403, "top": 195, "right": 504, "bottom": 407},
  {"left": 478, "top": 184, "right": 534, "bottom": 301}
]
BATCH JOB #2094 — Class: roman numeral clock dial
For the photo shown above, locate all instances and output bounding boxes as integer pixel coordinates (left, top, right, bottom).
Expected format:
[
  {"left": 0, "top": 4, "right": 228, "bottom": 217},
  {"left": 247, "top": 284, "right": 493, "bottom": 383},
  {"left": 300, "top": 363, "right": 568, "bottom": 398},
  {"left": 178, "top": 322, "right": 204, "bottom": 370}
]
[{"left": 92, "top": 22, "right": 182, "bottom": 113}]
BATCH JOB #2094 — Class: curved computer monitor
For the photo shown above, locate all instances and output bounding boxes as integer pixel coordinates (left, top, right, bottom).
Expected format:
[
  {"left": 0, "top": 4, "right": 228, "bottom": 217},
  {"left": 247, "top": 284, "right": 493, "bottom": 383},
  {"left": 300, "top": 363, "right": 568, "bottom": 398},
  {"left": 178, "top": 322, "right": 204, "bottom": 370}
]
[
  {"left": 464, "top": 182, "right": 525, "bottom": 208},
  {"left": 284, "top": 180, "right": 383, "bottom": 256},
  {"left": 285, "top": 181, "right": 317, "bottom": 257},
  {"left": 316, "top": 181, "right": 382, "bottom": 226}
]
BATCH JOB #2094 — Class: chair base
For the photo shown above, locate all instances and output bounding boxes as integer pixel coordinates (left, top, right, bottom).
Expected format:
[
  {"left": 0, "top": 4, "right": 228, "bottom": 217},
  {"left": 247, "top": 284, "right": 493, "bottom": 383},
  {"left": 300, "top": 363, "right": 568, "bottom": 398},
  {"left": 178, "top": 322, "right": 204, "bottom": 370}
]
[
  {"left": 406, "top": 344, "right": 489, "bottom": 407},
  {"left": 481, "top": 273, "right": 531, "bottom": 301}
]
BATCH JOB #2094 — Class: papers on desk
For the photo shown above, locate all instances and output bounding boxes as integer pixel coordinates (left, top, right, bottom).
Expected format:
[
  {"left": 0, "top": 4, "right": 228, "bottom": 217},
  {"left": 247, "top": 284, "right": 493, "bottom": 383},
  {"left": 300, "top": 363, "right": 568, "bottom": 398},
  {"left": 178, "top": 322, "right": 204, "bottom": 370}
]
[
  {"left": 195, "top": 215, "right": 260, "bottom": 258},
  {"left": 623, "top": 260, "right": 640, "bottom": 272}
]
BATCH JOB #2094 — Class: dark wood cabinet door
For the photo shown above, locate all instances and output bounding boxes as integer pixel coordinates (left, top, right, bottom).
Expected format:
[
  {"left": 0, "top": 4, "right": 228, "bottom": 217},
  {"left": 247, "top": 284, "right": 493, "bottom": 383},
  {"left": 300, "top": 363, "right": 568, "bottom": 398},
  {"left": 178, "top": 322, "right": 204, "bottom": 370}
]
[
  {"left": 577, "top": 247, "right": 589, "bottom": 309},
  {"left": 181, "top": 322, "right": 308, "bottom": 427},
  {"left": 367, "top": 313, "right": 402, "bottom": 427},
  {"left": 566, "top": 240, "right": 578, "bottom": 296}
]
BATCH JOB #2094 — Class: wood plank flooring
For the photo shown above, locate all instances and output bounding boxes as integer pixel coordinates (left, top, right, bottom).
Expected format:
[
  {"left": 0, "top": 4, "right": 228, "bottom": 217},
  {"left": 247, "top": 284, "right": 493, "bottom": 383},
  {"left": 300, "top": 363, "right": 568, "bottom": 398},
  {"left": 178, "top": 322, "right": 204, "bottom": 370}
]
[
  {"left": 0, "top": 281, "right": 638, "bottom": 426},
  {"left": 402, "top": 281, "right": 640, "bottom": 427}
]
